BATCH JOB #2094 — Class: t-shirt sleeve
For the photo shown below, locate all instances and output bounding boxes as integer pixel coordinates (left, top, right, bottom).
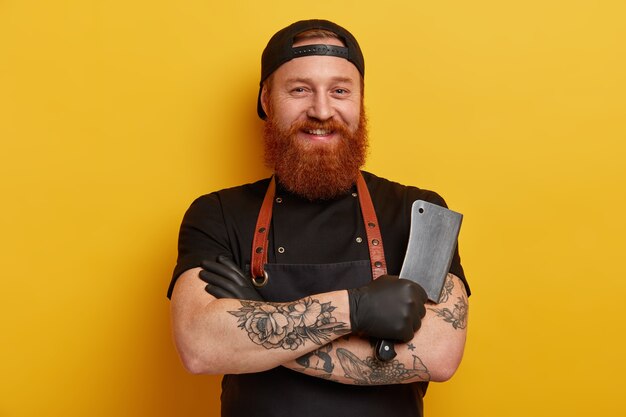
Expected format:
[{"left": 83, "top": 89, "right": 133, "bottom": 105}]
[{"left": 167, "top": 193, "right": 231, "bottom": 299}]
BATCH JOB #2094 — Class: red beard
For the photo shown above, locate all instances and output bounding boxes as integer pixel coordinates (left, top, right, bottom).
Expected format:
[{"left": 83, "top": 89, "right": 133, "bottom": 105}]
[{"left": 263, "top": 108, "right": 368, "bottom": 200}]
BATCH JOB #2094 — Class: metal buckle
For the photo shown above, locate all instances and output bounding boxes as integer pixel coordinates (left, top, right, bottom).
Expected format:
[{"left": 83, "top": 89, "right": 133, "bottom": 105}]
[{"left": 252, "top": 270, "right": 269, "bottom": 287}]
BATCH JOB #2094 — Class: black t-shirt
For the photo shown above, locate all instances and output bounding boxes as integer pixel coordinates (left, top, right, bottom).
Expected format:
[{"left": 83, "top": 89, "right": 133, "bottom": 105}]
[
  {"left": 168, "top": 171, "right": 469, "bottom": 417},
  {"left": 168, "top": 171, "right": 469, "bottom": 297}
]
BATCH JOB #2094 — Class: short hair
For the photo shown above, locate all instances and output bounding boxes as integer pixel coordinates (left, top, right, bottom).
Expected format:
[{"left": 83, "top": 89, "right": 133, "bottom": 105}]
[{"left": 293, "top": 29, "right": 344, "bottom": 45}]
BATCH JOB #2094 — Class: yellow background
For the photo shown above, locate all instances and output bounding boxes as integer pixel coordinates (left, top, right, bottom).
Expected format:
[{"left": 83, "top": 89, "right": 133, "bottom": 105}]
[{"left": 1, "top": 0, "right": 625, "bottom": 416}]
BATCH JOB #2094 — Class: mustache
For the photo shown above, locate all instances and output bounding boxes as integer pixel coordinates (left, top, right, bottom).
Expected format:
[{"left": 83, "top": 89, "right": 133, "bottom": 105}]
[{"left": 288, "top": 118, "right": 352, "bottom": 137}]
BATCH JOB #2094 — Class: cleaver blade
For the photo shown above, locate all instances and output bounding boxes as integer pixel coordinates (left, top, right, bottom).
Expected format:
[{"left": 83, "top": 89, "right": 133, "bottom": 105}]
[
  {"left": 399, "top": 200, "right": 463, "bottom": 302},
  {"left": 375, "top": 199, "right": 463, "bottom": 361}
]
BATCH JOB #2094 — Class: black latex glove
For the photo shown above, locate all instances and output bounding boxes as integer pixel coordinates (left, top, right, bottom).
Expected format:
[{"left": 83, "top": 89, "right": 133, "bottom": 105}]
[
  {"left": 347, "top": 275, "right": 428, "bottom": 342},
  {"left": 199, "top": 255, "right": 263, "bottom": 301}
]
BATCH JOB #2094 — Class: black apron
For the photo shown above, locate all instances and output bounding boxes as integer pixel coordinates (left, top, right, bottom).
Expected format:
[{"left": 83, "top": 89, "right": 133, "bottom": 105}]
[{"left": 220, "top": 174, "right": 425, "bottom": 417}]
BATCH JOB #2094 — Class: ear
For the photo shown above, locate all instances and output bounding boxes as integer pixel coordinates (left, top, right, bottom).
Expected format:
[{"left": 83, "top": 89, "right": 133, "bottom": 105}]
[{"left": 260, "top": 83, "right": 270, "bottom": 117}]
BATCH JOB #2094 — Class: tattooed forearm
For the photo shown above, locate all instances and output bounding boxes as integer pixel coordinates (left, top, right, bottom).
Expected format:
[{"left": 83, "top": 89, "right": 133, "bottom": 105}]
[
  {"left": 228, "top": 298, "right": 349, "bottom": 350},
  {"left": 295, "top": 344, "right": 336, "bottom": 380},
  {"left": 336, "top": 348, "right": 430, "bottom": 384},
  {"left": 438, "top": 273, "right": 455, "bottom": 303},
  {"left": 429, "top": 295, "right": 468, "bottom": 329}
]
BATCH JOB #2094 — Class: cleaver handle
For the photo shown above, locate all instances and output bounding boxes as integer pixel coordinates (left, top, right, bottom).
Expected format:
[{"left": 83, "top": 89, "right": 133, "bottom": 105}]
[{"left": 375, "top": 339, "right": 397, "bottom": 361}]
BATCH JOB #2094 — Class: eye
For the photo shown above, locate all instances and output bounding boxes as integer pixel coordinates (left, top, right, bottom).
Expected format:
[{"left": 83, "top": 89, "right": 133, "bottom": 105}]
[{"left": 290, "top": 87, "right": 307, "bottom": 94}]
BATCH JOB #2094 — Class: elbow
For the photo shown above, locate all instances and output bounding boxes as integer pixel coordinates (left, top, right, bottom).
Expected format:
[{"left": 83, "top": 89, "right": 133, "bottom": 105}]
[
  {"left": 179, "top": 348, "right": 230, "bottom": 375},
  {"left": 179, "top": 351, "right": 211, "bottom": 375},
  {"left": 175, "top": 333, "right": 248, "bottom": 375},
  {"left": 171, "top": 318, "right": 224, "bottom": 374},
  {"left": 176, "top": 344, "right": 210, "bottom": 375},
  {"left": 425, "top": 344, "right": 465, "bottom": 382},
  {"left": 174, "top": 335, "right": 221, "bottom": 375},
  {"left": 429, "top": 360, "right": 460, "bottom": 382}
]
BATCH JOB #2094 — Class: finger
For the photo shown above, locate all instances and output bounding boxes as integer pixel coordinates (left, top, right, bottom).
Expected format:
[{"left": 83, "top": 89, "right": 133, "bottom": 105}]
[
  {"left": 412, "top": 316, "right": 422, "bottom": 333},
  {"left": 202, "top": 260, "right": 251, "bottom": 288},
  {"left": 417, "top": 303, "right": 426, "bottom": 319},
  {"left": 200, "top": 270, "right": 259, "bottom": 300},
  {"left": 217, "top": 256, "right": 249, "bottom": 284},
  {"left": 378, "top": 274, "right": 397, "bottom": 283},
  {"left": 409, "top": 294, "right": 426, "bottom": 320},
  {"left": 199, "top": 270, "right": 241, "bottom": 295},
  {"left": 204, "top": 284, "right": 235, "bottom": 299},
  {"left": 197, "top": 267, "right": 216, "bottom": 284},
  {"left": 238, "top": 288, "right": 264, "bottom": 302},
  {"left": 402, "top": 322, "right": 416, "bottom": 343}
]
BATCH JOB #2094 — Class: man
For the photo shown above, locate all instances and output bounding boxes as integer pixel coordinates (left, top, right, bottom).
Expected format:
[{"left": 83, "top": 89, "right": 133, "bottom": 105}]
[{"left": 168, "top": 19, "right": 470, "bottom": 417}]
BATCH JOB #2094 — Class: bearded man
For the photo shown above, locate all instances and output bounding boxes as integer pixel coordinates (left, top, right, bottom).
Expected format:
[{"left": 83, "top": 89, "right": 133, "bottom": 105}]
[{"left": 168, "top": 19, "right": 470, "bottom": 417}]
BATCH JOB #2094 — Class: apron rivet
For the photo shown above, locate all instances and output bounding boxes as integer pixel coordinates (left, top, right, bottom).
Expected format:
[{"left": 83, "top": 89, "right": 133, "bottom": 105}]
[
  {"left": 356, "top": 237, "right": 363, "bottom": 243},
  {"left": 275, "top": 197, "right": 283, "bottom": 203},
  {"left": 352, "top": 192, "right": 358, "bottom": 198},
  {"left": 372, "top": 239, "right": 379, "bottom": 246},
  {"left": 368, "top": 222, "right": 376, "bottom": 228},
  {"left": 278, "top": 246, "right": 285, "bottom": 254},
  {"left": 255, "top": 246, "right": 264, "bottom": 254},
  {"left": 375, "top": 261, "right": 382, "bottom": 267},
  {"left": 258, "top": 227, "right": 266, "bottom": 233}
]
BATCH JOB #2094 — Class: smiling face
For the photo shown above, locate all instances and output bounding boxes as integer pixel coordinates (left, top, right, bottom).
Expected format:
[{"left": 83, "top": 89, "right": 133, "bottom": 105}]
[
  {"left": 260, "top": 36, "right": 368, "bottom": 201},
  {"left": 260, "top": 37, "right": 362, "bottom": 141}
]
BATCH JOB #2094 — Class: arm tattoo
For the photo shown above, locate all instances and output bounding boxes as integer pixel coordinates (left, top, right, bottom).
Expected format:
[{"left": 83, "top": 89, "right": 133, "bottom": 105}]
[
  {"left": 336, "top": 348, "right": 430, "bottom": 385},
  {"left": 228, "top": 298, "right": 349, "bottom": 350},
  {"left": 295, "top": 344, "right": 336, "bottom": 380},
  {"left": 429, "top": 295, "right": 468, "bottom": 329},
  {"left": 438, "top": 273, "right": 455, "bottom": 303}
]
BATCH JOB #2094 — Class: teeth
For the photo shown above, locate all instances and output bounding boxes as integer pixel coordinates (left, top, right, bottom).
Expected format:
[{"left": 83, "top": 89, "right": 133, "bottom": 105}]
[{"left": 307, "top": 129, "right": 330, "bottom": 135}]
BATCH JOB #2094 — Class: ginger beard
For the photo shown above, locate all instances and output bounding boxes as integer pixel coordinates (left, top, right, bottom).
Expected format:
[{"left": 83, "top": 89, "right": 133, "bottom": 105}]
[{"left": 263, "top": 106, "right": 368, "bottom": 201}]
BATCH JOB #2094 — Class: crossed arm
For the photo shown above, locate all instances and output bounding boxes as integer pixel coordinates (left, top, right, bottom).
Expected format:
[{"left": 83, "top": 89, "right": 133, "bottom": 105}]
[
  {"left": 283, "top": 274, "right": 468, "bottom": 384},
  {"left": 170, "top": 269, "right": 468, "bottom": 384}
]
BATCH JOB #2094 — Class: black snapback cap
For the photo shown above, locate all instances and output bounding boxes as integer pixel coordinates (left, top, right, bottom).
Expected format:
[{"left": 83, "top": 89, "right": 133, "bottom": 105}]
[{"left": 257, "top": 19, "right": 365, "bottom": 119}]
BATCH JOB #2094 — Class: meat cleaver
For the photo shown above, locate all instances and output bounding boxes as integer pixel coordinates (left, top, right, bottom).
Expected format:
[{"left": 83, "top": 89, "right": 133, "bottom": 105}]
[{"left": 375, "top": 199, "right": 463, "bottom": 362}]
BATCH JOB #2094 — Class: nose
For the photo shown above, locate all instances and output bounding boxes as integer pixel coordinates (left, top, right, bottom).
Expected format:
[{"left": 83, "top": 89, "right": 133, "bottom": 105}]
[{"left": 306, "top": 93, "right": 334, "bottom": 121}]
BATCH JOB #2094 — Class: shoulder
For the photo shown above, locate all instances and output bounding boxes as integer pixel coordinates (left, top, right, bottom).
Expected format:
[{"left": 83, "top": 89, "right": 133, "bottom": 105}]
[
  {"left": 187, "top": 177, "right": 271, "bottom": 211},
  {"left": 180, "top": 177, "right": 271, "bottom": 231},
  {"left": 362, "top": 171, "right": 448, "bottom": 208}
]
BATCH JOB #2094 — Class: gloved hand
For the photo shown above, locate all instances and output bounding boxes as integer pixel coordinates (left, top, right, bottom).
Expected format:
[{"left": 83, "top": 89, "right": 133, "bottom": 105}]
[
  {"left": 199, "top": 255, "right": 263, "bottom": 301},
  {"left": 347, "top": 275, "right": 427, "bottom": 342}
]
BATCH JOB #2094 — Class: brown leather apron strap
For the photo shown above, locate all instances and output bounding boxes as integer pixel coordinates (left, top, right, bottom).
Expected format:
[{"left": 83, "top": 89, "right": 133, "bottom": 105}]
[
  {"left": 355, "top": 172, "right": 388, "bottom": 279},
  {"left": 250, "top": 172, "right": 388, "bottom": 283},
  {"left": 250, "top": 176, "right": 276, "bottom": 285}
]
